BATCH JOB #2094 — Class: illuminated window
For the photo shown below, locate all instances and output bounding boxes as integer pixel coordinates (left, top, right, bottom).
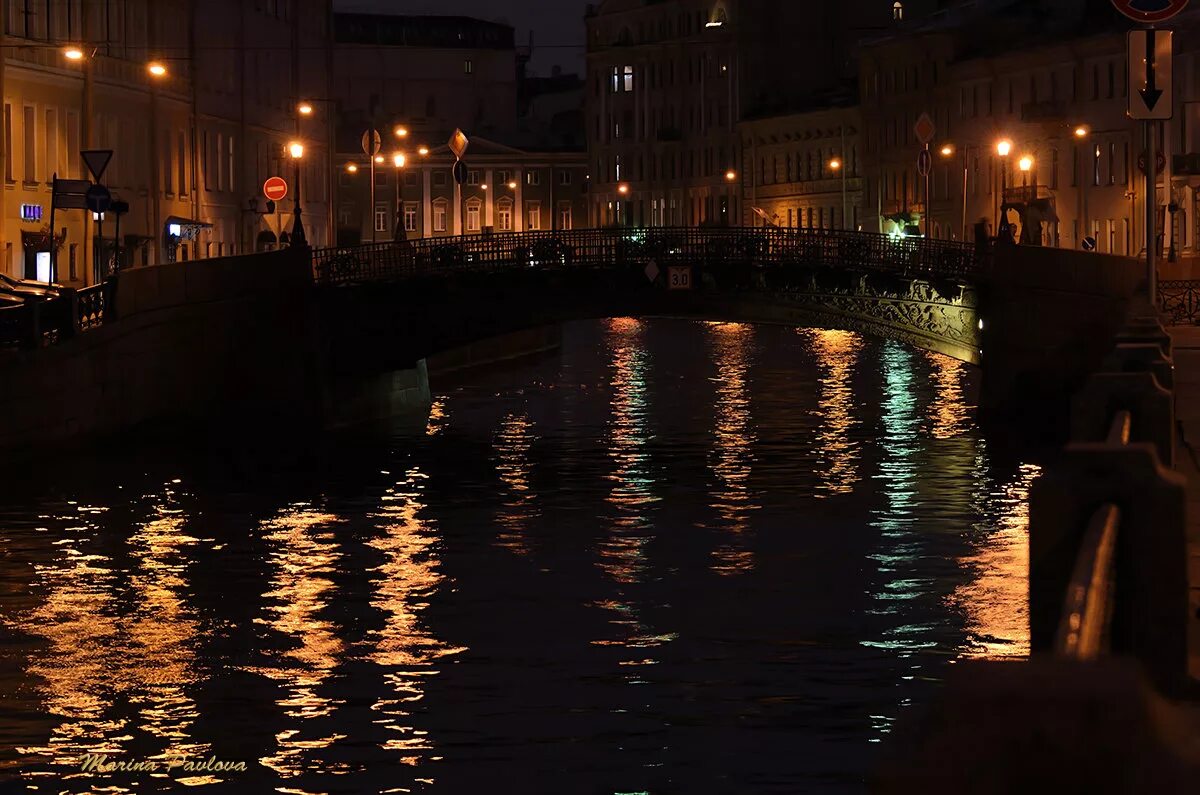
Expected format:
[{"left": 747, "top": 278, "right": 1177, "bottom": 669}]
[
  {"left": 497, "top": 198, "right": 513, "bottom": 231},
  {"left": 623, "top": 65, "right": 634, "bottom": 92},
  {"left": 374, "top": 204, "right": 389, "bottom": 232},
  {"left": 404, "top": 203, "right": 418, "bottom": 232},
  {"left": 526, "top": 201, "right": 541, "bottom": 231},
  {"left": 466, "top": 198, "right": 481, "bottom": 232},
  {"left": 433, "top": 199, "right": 448, "bottom": 232},
  {"left": 893, "top": 1, "right": 903, "bottom": 20}
]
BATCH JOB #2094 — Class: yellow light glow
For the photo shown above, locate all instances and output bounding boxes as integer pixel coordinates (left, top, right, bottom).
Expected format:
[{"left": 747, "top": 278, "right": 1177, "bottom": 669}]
[
  {"left": 298, "top": 102, "right": 314, "bottom": 116},
  {"left": 829, "top": 159, "right": 842, "bottom": 171},
  {"left": 725, "top": 169, "right": 737, "bottom": 181},
  {"left": 374, "top": 155, "right": 384, "bottom": 164},
  {"left": 148, "top": 62, "right": 167, "bottom": 77},
  {"left": 393, "top": 153, "right": 406, "bottom": 168},
  {"left": 481, "top": 184, "right": 488, "bottom": 190},
  {"left": 394, "top": 126, "right": 408, "bottom": 138},
  {"left": 63, "top": 47, "right": 85, "bottom": 61},
  {"left": 288, "top": 142, "right": 304, "bottom": 159},
  {"left": 507, "top": 181, "right": 517, "bottom": 189},
  {"left": 346, "top": 163, "right": 358, "bottom": 173},
  {"left": 618, "top": 183, "right": 630, "bottom": 194},
  {"left": 996, "top": 139, "right": 1012, "bottom": 157},
  {"left": 1018, "top": 155, "right": 1033, "bottom": 172},
  {"left": 1074, "top": 125, "right": 1089, "bottom": 138},
  {"left": 940, "top": 144, "right": 954, "bottom": 157},
  {"left": 418, "top": 146, "right": 430, "bottom": 156}
]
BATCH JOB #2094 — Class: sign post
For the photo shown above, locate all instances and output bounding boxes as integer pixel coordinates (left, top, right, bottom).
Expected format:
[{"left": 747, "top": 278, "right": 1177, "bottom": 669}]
[
  {"left": 362, "top": 129, "right": 381, "bottom": 243},
  {"left": 1127, "top": 26, "right": 1176, "bottom": 307},
  {"left": 449, "top": 129, "right": 470, "bottom": 236},
  {"left": 914, "top": 113, "right": 935, "bottom": 237}
]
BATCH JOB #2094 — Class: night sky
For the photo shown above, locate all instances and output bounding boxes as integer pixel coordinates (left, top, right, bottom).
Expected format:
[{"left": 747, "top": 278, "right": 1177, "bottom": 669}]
[{"left": 334, "top": 0, "right": 591, "bottom": 76}]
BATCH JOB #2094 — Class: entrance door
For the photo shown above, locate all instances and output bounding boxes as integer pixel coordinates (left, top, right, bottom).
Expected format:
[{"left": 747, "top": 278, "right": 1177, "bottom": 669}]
[{"left": 21, "top": 231, "right": 51, "bottom": 282}]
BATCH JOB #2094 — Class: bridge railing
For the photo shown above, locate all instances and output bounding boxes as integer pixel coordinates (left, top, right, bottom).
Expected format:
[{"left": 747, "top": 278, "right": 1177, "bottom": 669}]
[
  {"left": 1031, "top": 314, "right": 1187, "bottom": 691},
  {"left": 1159, "top": 279, "right": 1200, "bottom": 324},
  {"left": 313, "top": 227, "right": 980, "bottom": 286},
  {"left": 0, "top": 280, "right": 115, "bottom": 351}
]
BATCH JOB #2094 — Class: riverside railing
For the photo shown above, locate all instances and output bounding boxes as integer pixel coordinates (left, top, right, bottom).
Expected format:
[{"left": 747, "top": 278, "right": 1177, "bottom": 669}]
[
  {"left": 312, "top": 227, "right": 981, "bottom": 286},
  {"left": 0, "top": 280, "right": 115, "bottom": 351},
  {"left": 1032, "top": 314, "right": 1187, "bottom": 690}
]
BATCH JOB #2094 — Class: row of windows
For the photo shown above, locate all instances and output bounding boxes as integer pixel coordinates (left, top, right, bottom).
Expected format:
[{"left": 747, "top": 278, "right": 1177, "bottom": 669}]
[
  {"left": 602, "top": 55, "right": 729, "bottom": 96},
  {"left": 344, "top": 166, "right": 572, "bottom": 188},
  {"left": 757, "top": 148, "right": 859, "bottom": 185},
  {"left": 592, "top": 6, "right": 728, "bottom": 48},
  {"left": 601, "top": 98, "right": 730, "bottom": 143},
  {"left": 357, "top": 199, "right": 572, "bottom": 234},
  {"left": 601, "top": 147, "right": 736, "bottom": 184}
]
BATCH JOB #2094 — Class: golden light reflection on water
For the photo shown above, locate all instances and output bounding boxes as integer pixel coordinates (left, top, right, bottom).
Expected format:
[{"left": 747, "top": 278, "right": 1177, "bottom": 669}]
[
  {"left": 705, "top": 322, "right": 759, "bottom": 575},
  {"left": 924, "top": 351, "right": 972, "bottom": 439},
  {"left": 953, "top": 462, "right": 1039, "bottom": 659},
  {"left": 593, "top": 318, "right": 676, "bottom": 663},
  {"left": 13, "top": 482, "right": 212, "bottom": 787},
  {"left": 805, "top": 329, "right": 865, "bottom": 497},
  {"left": 426, "top": 397, "right": 448, "bottom": 436},
  {"left": 494, "top": 412, "right": 539, "bottom": 555},
  {"left": 600, "top": 317, "right": 658, "bottom": 585},
  {"left": 250, "top": 506, "right": 348, "bottom": 779},
  {"left": 367, "top": 468, "right": 465, "bottom": 769}
]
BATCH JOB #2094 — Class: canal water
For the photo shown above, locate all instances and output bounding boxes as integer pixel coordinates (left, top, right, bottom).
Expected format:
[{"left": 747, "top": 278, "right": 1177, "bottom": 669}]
[{"left": 0, "top": 318, "right": 1037, "bottom": 794}]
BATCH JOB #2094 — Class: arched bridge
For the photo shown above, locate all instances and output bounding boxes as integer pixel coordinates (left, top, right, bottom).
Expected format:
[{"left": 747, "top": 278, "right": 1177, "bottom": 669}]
[{"left": 313, "top": 226, "right": 985, "bottom": 375}]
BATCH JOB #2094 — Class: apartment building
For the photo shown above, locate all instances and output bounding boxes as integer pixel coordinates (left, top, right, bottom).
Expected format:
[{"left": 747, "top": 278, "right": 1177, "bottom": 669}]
[{"left": 0, "top": 0, "right": 333, "bottom": 286}]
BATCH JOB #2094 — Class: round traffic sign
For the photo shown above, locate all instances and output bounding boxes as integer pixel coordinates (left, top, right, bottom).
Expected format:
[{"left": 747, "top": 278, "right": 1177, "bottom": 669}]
[
  {"left": 1111, "top": 0, "right": 1189, "bottom": 23},
  {"left": 452, "top": 160, "right": 467, "bottom": 186},
  {"left": 85, "top": 183, "right": 112, "bottom": 214},
  {"left": 263, "top": 176, "right": 288, "bottom": 202},
  {"left": 361, "top": 129, "right": 382, "bottom": 157},
  {"left": 917, "top": 148, "right": 932, "bottom": 177}
]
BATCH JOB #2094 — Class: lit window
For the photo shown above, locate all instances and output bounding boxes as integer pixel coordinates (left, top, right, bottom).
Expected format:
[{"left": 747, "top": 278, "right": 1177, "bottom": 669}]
[
  {"left": 433, "top": 200, "right": 448, "bottom": 232},
  {"left": 893, "top": 2, "right": 903, "bottom": 20},
  {"left": 623, "top": 65, "right": 634, "bottom": 92},
  {"left": 464, "top": 59, "right": 474, "bottom": 74},
  {"left": 404, "top": 203, "right": 418, "bottom": 232},
  {"left": 374, "top": 204, "right": 389, "bottom": 232},
  {"left": 526, "top": 201, "right": 541, "bottom": 230},
  {"left": 497, "top": 199, "right": 513, "bottom": 231}
]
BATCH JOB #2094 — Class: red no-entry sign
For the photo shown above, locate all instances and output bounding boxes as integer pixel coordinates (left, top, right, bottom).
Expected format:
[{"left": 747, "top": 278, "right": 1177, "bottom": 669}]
[
  {"left": 1111, "top": 0, "right": 1189, "bottom": 23},
  {"left": 263, "top": 176, "right": 288, "bottom": 202}
]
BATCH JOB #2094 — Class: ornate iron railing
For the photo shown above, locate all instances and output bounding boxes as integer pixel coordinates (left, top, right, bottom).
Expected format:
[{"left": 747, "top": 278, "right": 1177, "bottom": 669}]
[
  {"left": 1158, "top": 279, "right": 1200, "bottom": 324},
  {"left": 313, "top": 227, "right": 981, "bottom": 286},
  {"left": 0, "top": 281, "right": 115, "bottom": 351},
  {"left": 76, "top": 282, "right": 111, "bottom": 331}
]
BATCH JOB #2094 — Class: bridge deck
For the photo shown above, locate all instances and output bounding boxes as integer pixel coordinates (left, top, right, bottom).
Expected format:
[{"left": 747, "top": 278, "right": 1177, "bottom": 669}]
[{"left": 1166, "top": 325, "right": 1200, "bottom": 681}]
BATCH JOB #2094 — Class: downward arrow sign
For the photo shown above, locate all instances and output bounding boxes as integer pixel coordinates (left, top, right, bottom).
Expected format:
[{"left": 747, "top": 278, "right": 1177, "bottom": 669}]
[{"left": 1141, "top": 29, "right": 1163, "bottom": 111}]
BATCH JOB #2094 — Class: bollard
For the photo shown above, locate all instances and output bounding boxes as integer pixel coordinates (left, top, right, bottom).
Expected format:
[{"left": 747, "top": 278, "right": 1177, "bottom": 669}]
[
  {"left": 1029, "top": 440, "right": 1188, "bottom": 694},
  {"left": 1070, "top": 371, "right": 1174, "bottom": 466},
  {"left": 1100, "top": 342, "right": 1174, "bottom": 391}
]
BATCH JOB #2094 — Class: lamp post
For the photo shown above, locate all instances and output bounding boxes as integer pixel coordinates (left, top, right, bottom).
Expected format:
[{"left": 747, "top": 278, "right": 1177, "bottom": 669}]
[
  {"left": 392, "top": 152, "right": 406, "bottom": 242},
  {"left": 725, "top": 169, "right": 737, "bottom": 226},
  {"left": 996, "top": 139, "right": 1012, "bottom": 243},
  {"left": 939, "top": 143, "right": 970, "bottom": 242},
  {"left": 287, "top": 141, "right": 306, "bottom": 246},
  {"left": 829, "top": 157, "right": 847, "bottom": 230}
]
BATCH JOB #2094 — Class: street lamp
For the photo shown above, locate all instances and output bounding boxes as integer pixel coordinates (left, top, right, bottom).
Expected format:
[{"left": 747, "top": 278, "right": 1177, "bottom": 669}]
[
  {"left": 147, "top": 62, "right": 167, "bottom": 77},
  {"left": 418, "top": 146, "right": 430, "bottom": 156},
  {"left": 725, "top": 169, "right": 737, "bottom": 181},
  {"left": 394, "top": 126, "right": 409, "bottom": 138},
  {"left": 392, "top": 152, "right": 407, "bottom": 241},
  {"left": 297, "top": 102, "right": 314, "bottom": 116},
  {"left": 287, "top": 141, "right": 306, "bottom": 246},
  {"left": 507, "top": 181, "right": 517, "bottom": 189},
  {"left": 829, "top": 157, "right": 848, "bottom": 230},
  {"left": 346, "top": 163, "right": 358, "bottom": 173},
  {"left": 63, "top": 46, "right": 84, "bottom": 61},
  {"left": 996, "top": 139, "right": 1013, "bottom": 242}
]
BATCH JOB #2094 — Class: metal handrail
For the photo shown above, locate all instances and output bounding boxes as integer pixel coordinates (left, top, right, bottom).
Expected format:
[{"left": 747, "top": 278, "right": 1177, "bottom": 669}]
[
  {"left": 1055, "top": 503, "right": 1120, "bottom": 660},
  {"left": 312, "top": 226, "right": 981, "bottom": 287},
  {"left": 1054, "top": 409, "right": 1129, "bottom": 659}
]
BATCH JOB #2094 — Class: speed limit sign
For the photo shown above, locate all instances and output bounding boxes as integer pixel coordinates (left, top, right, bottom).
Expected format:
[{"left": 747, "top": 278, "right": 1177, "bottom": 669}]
[{"left": 668, "top": 266, "right": 692, "bottom": 290}]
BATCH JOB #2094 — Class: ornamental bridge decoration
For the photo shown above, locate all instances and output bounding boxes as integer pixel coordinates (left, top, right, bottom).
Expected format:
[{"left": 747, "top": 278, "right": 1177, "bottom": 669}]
[{"left": 312, "top": 226, "right": 985, "bottom": 368}]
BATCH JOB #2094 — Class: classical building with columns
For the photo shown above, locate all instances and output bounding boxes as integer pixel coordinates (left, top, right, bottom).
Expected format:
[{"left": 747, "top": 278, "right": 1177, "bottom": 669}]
[
  {"left": 331, "top": 12, "right": 586, "bottom": 243},
  {"left": 0, "top": 0, "right": 333, "bottom": 286}
]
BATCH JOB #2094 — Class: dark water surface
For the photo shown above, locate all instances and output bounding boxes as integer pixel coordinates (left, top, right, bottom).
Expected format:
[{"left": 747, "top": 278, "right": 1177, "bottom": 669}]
[{"left": 0, "top": 319, "right": 1037, "bottom": 794}]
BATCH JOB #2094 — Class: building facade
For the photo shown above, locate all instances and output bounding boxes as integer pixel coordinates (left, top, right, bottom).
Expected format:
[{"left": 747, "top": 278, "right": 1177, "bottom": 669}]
[
  {"left": 331, "top": 13, "right": 587, "bottom": 244},
  {"left": 856, "top": 0, "right": 1200, "bottom": 257},
  {"left": 0, "top": 0, "right": 333, "bottom": 287},
  {"left": 584, "top": 0, "right": 940, "bottom": 228},
  {"left": 336, "top": 140, "right": 587, "bottom": 243},
  {"left": 738, "top": 106, "right": 865, "bottom": 230}
]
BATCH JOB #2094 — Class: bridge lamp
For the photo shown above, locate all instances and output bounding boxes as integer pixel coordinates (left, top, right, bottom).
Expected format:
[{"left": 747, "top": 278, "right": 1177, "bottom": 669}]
[
  {"left": 63, "top": 46, "right": 85, "bottom": 61},
  {"left": 1018, "top": 156, "right": 1033, "bottom": 173},
  {"left": 147, "top": 61, "right": 168, "bottom": 77},
  {"left": 393, "top": 153, "right": 406, "bottom": 168},
  {"left": 996, "top": 139, "right": 1012, "bottom": 158}
]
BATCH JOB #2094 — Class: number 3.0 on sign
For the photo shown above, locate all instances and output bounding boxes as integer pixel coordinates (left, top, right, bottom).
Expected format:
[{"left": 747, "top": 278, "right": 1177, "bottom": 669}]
[{"left": 668, "top": 266, "right": 692, "bottom": 290}]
